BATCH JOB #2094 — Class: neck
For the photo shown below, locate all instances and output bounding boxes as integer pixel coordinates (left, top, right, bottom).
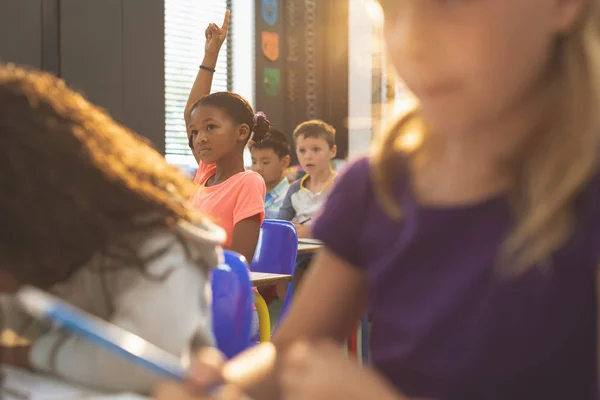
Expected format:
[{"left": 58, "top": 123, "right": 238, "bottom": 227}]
[
  {"left": 213, "top": 152, "right": 246, "bottom": 184},
  {"left": 427, "top": 76, "right": 553, "bottom": 179},
  {"left": 308, "top": 168, "right": 334, "bottom": 184},
  {"left": 266, "top": 175, "right": 285, "bottom": 193}
]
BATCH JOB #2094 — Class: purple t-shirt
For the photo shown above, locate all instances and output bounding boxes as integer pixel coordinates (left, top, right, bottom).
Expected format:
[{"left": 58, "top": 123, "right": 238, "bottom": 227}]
[{"left": 312, "top": 157, "right": 600, "bottom": 400}]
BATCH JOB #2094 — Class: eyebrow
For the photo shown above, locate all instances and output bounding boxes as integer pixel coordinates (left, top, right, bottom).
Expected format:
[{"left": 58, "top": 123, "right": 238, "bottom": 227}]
[{"left": 188, "top": 118, "right": 217, "bottom": 129}]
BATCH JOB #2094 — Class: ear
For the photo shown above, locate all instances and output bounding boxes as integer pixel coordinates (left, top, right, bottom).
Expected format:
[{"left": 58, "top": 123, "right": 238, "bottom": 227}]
[
  {"left": 552, "top": 0, "right": 587, "bottom": 33},
  {"left": 280, "top": 155, "right": 291, "bottom": 170},
  {"left": 330, "top": 145, "right": 337, "bottom": 159},
  {"left": 237, "top": 124, "right": 250, "bottom": 143}
]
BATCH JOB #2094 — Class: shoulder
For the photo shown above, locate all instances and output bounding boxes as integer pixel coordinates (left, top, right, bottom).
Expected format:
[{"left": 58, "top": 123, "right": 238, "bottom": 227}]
[
  {"left": 109, "top": 218, "right": 223, "bottom": 276},
  {"left": 332, "top": 157, "right": 372, "bottom": 191},
  {"left": 194, "top": 162, "right": 216, "bottom": 185},
  {"left": 240, "top": 170, "right": 266, "bottom": 185},
  {"left": 288, "top": 179, "right": 302, "bottom": 194},
  {"left": 235, "top": 171, "right": 266, "bottom": 195}
]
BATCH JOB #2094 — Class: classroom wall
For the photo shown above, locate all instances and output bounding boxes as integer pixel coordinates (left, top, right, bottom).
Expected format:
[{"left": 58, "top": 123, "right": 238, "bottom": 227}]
[
  {"left": 0, "top": 0, "right": 165, "bottom": 154},
  {"left": 347, "top": 0, "right": 374, "bottom": 161},
  {"left": 254, "top": 0, "right": 350, "bottom": 163}
]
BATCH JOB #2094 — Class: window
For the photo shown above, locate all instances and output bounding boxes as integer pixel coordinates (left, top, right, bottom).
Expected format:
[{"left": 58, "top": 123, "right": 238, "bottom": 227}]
[{"left": 164, "top": 0, "right": 231, "bottom": 168}]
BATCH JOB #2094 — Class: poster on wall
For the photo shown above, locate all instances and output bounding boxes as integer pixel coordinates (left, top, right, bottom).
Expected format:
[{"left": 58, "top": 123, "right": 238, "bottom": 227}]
[{"left": 255, "top": 0, "right": 349, "bottom": 162}]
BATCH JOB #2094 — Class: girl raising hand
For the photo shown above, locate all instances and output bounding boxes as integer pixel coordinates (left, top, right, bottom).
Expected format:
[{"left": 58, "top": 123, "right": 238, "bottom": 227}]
[{"left": 186, "top": 10, "right": 267, "bottom": 264}]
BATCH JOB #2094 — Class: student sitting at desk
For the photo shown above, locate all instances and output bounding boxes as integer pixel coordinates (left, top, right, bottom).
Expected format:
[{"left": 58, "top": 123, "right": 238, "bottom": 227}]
[
  {"left": 0, "top": 65, "right": 222, "bottom": 394},
  {"left": 186, "top": 10, "right": 265, "bottom": 264},
  {"left": 250, "top": 129, "right": 292, "bottom": 219},
  {"left": 277, "top": 120, "right": 338, "bottom": 288},
  {"left": 277, "top": 120, "right": 338, "bottom": 238}
]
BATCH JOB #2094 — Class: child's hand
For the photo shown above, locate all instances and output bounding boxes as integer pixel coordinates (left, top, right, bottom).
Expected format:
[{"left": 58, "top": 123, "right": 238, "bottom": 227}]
[
  {"left": 281, "top": 340, "right": 403, "bottom": 400},
  {"left": 292, "top": 222, "right": 310, "bottom": 238},
  {"left": 153, "top": 383, "right": 240, "bottom": 400},
  {"left": 153, "top": 347, "right": 240, "bottom": 400},
  {"left": 205, "top": 10, "right": 230, "bottom": 57}
]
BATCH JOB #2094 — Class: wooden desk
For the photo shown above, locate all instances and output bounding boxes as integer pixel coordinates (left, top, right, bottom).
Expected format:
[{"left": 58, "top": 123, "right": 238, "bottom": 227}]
[
  {"left": 250, "top": 272, "right": 292, "bottom": 289},
  {"left": 297, "top": 242, "right": 322, "bottom": 255}
]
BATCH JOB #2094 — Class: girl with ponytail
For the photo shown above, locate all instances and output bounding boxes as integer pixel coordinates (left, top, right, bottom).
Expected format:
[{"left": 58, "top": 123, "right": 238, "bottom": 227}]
[{"left": 185, "top": 10, "right": 267, "bottom": 263}]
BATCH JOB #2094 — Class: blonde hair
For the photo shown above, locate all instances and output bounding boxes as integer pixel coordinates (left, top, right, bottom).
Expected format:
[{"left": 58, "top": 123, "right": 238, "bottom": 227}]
[{"left": 371, "top": 1, "right": 600, "bottom": 275}]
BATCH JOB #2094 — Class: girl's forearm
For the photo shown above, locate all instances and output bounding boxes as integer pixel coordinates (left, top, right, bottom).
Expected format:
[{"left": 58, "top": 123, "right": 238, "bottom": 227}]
[{"left": 184, "top": 52, "right": 218, "bottom": 122}]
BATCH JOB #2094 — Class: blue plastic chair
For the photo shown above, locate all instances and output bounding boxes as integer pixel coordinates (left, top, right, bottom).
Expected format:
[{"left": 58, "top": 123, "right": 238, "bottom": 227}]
[
  {"left": 251, "top": 219, "right": 298, "bottom": 322},
  {"left": 211, "top": 250, "right": 253, "bottom": 359}
]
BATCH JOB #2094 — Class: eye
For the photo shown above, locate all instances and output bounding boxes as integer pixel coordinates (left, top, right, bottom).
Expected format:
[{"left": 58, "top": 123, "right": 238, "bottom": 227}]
[
  {"left": 312, "top": 147, "right": 321, "bottom": 152},
  {"left": 298, "top": 149, "right": 306, "bottom": 154},
  {"left": 207, "top": 124, "right": 217, "bottom": 131},
  {"left": 263, "top": 161, "right": 271, "bottom": 165},
  {"left": 191, "top": 129, "right": 199, "bottom": 136}
]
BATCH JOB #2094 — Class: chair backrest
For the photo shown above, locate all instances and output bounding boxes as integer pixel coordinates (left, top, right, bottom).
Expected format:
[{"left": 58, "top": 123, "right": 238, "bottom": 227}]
[
  {"left": 251, "top": 219, "right": 298, "bottom": 275},
  {"left": 211, "top": 250, "right": 253, "bottom": 359}
]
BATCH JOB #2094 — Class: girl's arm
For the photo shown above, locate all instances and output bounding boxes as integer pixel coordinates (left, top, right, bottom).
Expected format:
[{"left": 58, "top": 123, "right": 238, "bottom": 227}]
[
  {"left": 241, "top": 248, "right": 367, "bottom": 400},
  {"left": 184, "top": 10, "right": 230, "bottom": 129},
  {"left": 230, "top": 215, "right": 262, "bottom": 263},
  {"left": 230, "top": 174, "right": 266, "bottom": 262}
]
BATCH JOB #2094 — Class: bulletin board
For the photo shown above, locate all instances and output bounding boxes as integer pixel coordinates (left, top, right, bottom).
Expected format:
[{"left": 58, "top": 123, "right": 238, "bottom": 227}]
[{"left": 255, "top": 0, "right": 349, "bottom": 163}]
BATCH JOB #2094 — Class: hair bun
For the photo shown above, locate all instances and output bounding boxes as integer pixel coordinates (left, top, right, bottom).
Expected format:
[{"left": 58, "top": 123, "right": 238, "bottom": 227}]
[{"left": 252, "top": 111, "right": 271, "bottom": 143}]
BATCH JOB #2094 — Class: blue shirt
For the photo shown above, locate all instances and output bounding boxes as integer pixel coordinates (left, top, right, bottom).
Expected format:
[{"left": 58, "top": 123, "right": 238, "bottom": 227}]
[{"left": 265, "top": 178, "right": 290, "bottom": 219}]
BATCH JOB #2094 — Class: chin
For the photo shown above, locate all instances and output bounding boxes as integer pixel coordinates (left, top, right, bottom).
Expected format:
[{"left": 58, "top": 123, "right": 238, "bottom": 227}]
[
  {"left": 420, "top": 107, "right": 482, "bottom": 137},
  {"left": 198, "top": 154, "right": 217, "bottom": 164}
]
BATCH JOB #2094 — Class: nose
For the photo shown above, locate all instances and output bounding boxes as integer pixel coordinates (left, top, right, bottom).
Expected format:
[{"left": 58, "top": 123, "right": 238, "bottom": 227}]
[{"left": 195, "top": 132, "right": 208, "bottom": 146}]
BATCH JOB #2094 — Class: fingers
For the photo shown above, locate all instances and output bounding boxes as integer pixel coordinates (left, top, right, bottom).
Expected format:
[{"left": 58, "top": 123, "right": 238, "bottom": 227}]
[
  {"left": 154, "top": 381, "right": 197, "bottom": 400},
  {"left": 196, "top": 347, "right": 226, "bottom": 369},
  {"left": 188, "top": 347, "right": 225, "bottom": 388},
  {"left": 221, "top": 9, "right": 230, "bottom": 31},
  {"left": 282, "top": 341, "right": 312, "bottom": 373},
  {"left": 153, "top": 382, "right": 241, "bottom": 400},
  {"left": 280, "top": 342, "right": 312, "bottom": 400},
  {"left": 222, "top": 343, "right": 276, "bottom": 389},
  {"left": 212, "top": 385, "right": 242, "bottom": 400},
  {"left": 205, "top": 23, "right": 219, "bottom": 40}
]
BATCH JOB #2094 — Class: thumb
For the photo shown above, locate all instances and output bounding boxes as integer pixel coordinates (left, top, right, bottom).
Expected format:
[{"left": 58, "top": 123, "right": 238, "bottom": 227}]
[{"left": 188, "top": 347, "right": 225, "bottom": 387}]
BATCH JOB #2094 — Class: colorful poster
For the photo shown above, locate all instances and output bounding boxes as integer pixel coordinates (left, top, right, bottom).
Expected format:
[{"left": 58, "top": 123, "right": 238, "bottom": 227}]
[
  {"left": 261, "top": 0, "right": 278, "bottom": 26},
  {"left": 264, "top": 68, "right": 281, "bottom": 97},
  {"left": 261, "top": 31, "right": 280, "bottom": 62}
]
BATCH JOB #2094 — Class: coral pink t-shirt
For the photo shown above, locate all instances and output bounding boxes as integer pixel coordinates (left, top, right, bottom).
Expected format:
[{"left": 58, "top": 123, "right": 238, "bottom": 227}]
[{"left": 191, "top": 162, "right": 266, "bottom": 248}]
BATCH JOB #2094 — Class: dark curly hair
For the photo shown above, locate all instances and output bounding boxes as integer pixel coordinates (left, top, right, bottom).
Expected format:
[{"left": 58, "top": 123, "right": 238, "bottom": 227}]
[
  {"left": 188, "top": 92, "right": 270, "bottom": 149},
  {"left": 0, "top": 65, "right": 204, "bottom": 288},
  {"left": 249, "top": 128, "right": 291, "bottom": 158}
]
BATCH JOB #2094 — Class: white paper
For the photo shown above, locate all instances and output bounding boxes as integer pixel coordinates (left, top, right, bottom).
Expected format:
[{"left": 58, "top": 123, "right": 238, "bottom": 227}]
[
  {"left": 298, "top": 238, "right": 323, "bottom": 245},
  {"left": 1, "top": 365, "right": 147, "bottom": 400}
]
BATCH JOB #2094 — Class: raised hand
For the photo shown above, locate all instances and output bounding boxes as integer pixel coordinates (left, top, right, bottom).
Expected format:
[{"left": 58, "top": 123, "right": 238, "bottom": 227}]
[{"left": 205, "top": 9, "right": 230, "bottom": 56}]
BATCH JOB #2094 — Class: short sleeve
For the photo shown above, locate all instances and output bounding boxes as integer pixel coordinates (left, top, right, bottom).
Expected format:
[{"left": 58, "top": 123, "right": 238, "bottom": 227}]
[
  {"left": 193, "top": 161, "right": 216, "bottom": 185},
  {"left": 277, "top": 182, "right": 299, "bottom": 221},
  {"left": 312, "top": 157, "right": 371, "bottom": 267},
  {"left": 233, "top": 172, "right": 266, "bottom": 225}
]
